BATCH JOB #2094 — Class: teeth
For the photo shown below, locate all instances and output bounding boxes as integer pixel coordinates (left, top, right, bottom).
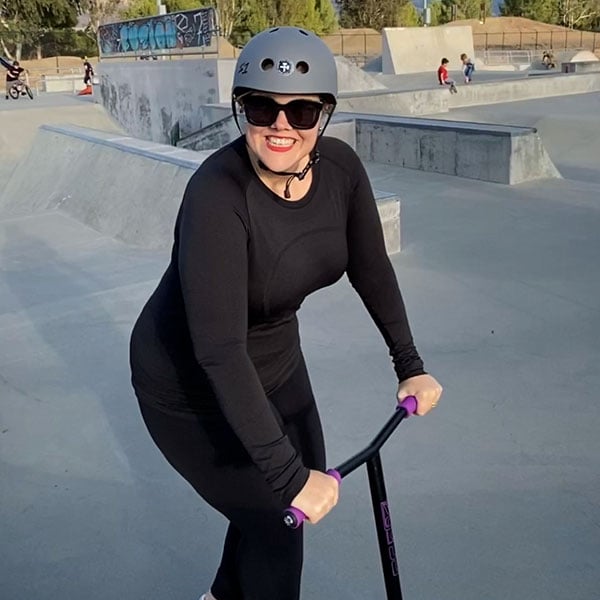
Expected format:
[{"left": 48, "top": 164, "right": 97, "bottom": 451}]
[{"left": 267, "top": 137, "right": 294, "bottom": 147}]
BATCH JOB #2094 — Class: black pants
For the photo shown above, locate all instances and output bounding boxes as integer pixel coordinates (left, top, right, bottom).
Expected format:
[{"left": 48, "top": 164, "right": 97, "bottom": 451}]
[{"left": 137, "top": 357, "right": 325, "bottom": 600}]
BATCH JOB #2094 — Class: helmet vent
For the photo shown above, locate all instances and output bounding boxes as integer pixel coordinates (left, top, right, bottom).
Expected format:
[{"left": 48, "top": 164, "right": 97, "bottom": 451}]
[
  {"left": 296, "top": 61, "right": 309, "bottom": 74},
  {"left": 261, "top": 58, "right": 275, "bottom": 71}
]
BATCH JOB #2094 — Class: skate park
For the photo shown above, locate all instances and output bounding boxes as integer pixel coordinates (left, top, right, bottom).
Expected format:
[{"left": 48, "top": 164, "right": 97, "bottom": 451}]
[{"left": 1, "top": 19, "right": 599, "bottom": 600}]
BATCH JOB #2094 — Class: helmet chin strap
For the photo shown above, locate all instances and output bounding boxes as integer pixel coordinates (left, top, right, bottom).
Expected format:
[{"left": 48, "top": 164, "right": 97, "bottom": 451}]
[{"left": 257, "top": 151, "right": 320, "bottom": 199}]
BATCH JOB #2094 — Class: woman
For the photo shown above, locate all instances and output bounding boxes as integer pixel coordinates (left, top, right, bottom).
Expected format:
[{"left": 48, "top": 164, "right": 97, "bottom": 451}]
[{"left": 130, "top": 26, "right": 443, "bottom": 600}]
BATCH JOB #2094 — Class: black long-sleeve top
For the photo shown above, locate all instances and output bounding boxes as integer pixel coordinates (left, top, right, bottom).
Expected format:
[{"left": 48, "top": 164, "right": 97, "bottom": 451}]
[
  {"left": 0, "top": 56, "right": 24, "bottom": 81},
  {"left": 130, "top": 135, "right": 425, "bottom": 505}
]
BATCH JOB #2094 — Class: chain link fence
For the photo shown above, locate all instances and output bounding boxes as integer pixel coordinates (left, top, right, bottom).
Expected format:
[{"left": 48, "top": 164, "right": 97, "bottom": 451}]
[{"left": 473, "top": 30, "right": 600, "bottom": 52}]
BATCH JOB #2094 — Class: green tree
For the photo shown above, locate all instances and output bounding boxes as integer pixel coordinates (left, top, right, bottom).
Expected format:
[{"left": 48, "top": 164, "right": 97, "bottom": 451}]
[
  {"left": 426, "top": 0, "right": 445, "bottom": 25},
  {"left": 229, "top": 0, "right": 338, "bottom": 46},
  {"left": 500, "top": 0, "right": 559, "bottom": 24},
  {"left": 119, "top": 0, "right": 157, "bottom": 19},
  {"left": 202, "top": 1, "right": 247, "bottom": 40},
  {"left": 73, "top": 1, "right": 123, "bottom": 39},
  {"left": 316, "top": 0, "right": 339, "bottom": 33},
  {"left": 229, "top": 0, "right": 270, "bottom": 45},
  {"left": 1, "top": 0, "right": 78, "bottom": 59},
  {"left": 438, "top": 0, "right": 491, "bottom": 23},
  {"left": 338, "top": 0, "right": 416, "bottom": 30},
  {"left": 558, "top": 0, "right": 600, "bottom": 28},
  {"left": 397, "top": 1, "right": 421, "bottom": 25},
  {"left": 165, "top": 0, "right": 200, "bottom": 10}
]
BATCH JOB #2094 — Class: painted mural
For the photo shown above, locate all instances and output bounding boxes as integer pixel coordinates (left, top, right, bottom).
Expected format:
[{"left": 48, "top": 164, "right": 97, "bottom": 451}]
[{"left": 98, "top": 7, "right": 218, "bottom": 57}]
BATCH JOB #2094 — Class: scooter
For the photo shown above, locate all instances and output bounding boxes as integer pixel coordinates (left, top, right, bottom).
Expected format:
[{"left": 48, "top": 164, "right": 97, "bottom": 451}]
[
  {"left": 284, "top": 395, "right": 419, "bottom": 599},
  {"left": 9, "top": 78, "right": 33, "bottom": 100}
]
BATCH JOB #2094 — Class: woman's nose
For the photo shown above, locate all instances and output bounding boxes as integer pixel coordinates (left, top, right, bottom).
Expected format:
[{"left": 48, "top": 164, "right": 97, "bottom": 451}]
[{"left": 271, "top": 107, "right": 291, "bottom": 129}]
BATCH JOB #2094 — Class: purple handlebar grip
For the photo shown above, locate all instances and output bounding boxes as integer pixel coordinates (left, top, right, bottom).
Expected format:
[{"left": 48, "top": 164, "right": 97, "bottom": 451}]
[
  {"left": 283, "top": 469, "right": 341, "bottom": 528},
  {"left": 326, "top": 468, "right": 342, "bottom": 483},
  {"left": 398, "top": 395, "right": 418, "bottom": 415},
  {"left": 283, "top": 507, "right": 306, "bottom": 529}
]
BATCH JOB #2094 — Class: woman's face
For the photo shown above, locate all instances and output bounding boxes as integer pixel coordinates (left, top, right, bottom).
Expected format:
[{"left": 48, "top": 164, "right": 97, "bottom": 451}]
[{"left": 242, "top": 93, "right": 324, "bottom": 174}]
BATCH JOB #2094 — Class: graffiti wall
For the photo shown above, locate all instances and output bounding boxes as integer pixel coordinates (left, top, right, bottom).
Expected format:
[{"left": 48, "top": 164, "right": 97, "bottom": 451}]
[{"left": 98, "top": 7, "right": 218, "bottom": 58}]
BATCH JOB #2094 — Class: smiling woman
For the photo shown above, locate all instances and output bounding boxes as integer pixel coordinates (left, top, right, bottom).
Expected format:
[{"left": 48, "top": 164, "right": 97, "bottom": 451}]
[
  {"left": 129, "top": 25, "right": 442, "bottom": 600},
  {"left": 231, "top": 27, "right": 338, "bottom": 200},
  {"left": 240, "top": 92, "right": 326, "bottom": 200}
]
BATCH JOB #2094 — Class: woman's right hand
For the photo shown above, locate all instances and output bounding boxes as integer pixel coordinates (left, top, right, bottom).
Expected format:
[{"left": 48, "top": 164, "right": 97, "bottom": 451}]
[{"left": 290, "top": 469, "right": 339, "bottom": 524}]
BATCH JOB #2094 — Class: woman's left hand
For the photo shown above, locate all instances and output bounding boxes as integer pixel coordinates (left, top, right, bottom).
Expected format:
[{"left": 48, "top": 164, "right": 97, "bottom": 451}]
[{"left": 397, "top": 373, "right": 443, "bottom": 416}]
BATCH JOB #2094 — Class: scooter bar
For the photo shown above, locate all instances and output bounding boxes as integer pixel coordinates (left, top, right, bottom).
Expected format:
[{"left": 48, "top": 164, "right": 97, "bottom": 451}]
[{"left": 283, "top": 395, "right": 418, "bottom": 528}]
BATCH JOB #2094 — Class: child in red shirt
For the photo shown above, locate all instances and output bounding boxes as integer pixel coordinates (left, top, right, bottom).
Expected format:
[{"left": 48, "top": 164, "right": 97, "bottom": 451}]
[{"left": 437, "top": 58, "right": 458, "bottom": 94}]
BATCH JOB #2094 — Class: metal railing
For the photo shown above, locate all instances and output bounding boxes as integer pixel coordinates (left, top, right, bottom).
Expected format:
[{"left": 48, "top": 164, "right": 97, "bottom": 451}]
[
  {"left": 473, "top": 30, "right": 600, "bottom": 52},
  {"left": 322, "top": 32, "right": 382, "bottom": 65},
  {"left": 323, "top": 29, "right": 600, "bottom": 63}
]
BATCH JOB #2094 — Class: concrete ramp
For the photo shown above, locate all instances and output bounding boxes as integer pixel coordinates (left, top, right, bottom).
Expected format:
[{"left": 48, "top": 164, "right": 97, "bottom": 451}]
[
  {"left": 0, "top": 125, "right": 209, "bottom": 249},
  {"left": 382, "top": 26, "right": 474, "bottom": 75},
  {"left": 1, "top": 125, "right": 402, "bottom": 254},
  {"left": 0, "top": 103, "right": 122, "bottom": 182},
  {"left": 533, "top": 115, "right": 600, "bottom": 181},
  {"left": 335, "top": 56, "right": 387, "bottom": 93}
]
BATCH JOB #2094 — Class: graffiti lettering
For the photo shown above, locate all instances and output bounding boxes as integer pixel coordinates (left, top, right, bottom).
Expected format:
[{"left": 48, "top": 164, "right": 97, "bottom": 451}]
[{"left": 98, "top": 8, "right": 217, "bottom": 57}]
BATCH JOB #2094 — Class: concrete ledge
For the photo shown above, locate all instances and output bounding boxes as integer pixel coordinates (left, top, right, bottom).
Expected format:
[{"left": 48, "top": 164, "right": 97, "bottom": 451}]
[
  {"left": 42, "top": 74, "right": 86, "bottom": 93},
  {"left": 562, "top": 61, "right": 600, "bottom": 74},
  {"left": 336, "top": 71, "right": 600, "bottom": 116},
  {"left": 449, "top": 72, "right": 600, "bottom": 109},
  {"left": 176, "top": 111, "right": 559, "bottom": 185},
  {"left": 346, "top": 114, "right": 560, "bottom": 184},
  {"left": 0, "top": 125, "right": 402, "bottom": 253}
]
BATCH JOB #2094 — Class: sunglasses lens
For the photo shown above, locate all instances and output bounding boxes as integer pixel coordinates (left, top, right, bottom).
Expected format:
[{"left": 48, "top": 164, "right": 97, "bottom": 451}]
[
  {"left": 284, "top": 100, "right": 322, "bottom": 129},
  {"left": 243, "top": 96, "right": 277, "bottom": 127},
  {"left": 242, "top": 97, "right": 323, "bottom": 130}
]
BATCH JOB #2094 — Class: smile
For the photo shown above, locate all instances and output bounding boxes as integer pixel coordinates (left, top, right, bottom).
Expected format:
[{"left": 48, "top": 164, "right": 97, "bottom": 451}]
[{"left": 266, "top": 136, "right": 295, "bottom": 147}]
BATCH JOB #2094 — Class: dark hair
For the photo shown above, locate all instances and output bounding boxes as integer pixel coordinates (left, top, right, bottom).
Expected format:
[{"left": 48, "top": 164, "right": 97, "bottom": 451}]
[
  {"left": 13, "top": 60, "right": 19, "bottom": 66},
  {"left": 460, "top": 53, "right": 467, "bottom": 60},
  {"left": 441, "top": 58, "right": 449, "bottom": 64}
]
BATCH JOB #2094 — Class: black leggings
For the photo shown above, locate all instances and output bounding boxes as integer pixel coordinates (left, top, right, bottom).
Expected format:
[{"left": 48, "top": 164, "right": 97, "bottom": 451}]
[{"left": 137, "top": 357, "right": 325, "bottom": 600}]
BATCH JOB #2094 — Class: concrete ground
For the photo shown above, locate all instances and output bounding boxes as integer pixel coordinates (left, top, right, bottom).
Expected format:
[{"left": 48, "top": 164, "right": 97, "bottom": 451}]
[{"left": 1, "top": 83, "right": 599, "bottom": 600}]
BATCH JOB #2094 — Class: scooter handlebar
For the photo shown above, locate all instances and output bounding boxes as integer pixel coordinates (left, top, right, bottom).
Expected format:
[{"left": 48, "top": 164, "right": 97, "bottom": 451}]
[
  {"left": 283, "top": 469, "right": 341, "bottom": 529},
  {"left": 283, "top": 396, "right": 418, "bottom": 528},
  {"left": 398, "top": 394, "right": 418, "bottom": 416}
]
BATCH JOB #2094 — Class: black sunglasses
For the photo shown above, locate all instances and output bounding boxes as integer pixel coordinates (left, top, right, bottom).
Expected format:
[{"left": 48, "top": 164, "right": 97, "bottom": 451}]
[{"left": 241, "top": 95, "right": 325, "bottom": 130}]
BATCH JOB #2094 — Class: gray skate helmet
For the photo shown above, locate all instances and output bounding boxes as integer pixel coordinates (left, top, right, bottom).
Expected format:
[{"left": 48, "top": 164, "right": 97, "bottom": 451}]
[{"left": 232, "top": 26, "right": 337, "bottom": 105}]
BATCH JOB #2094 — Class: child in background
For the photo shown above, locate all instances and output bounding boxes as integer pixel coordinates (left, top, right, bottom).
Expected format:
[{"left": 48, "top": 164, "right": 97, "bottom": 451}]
[
  {"left": 460, "top": 53, "right": 475, "bottom": 83},
  {"left": 437, "top": 58, "right": 458, "bottom": 94}
]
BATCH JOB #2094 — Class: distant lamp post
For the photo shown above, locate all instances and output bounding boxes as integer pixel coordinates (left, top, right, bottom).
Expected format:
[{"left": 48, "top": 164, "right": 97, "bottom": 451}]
[{"left": 423, "top": 0, "right": 431, "bottom": 26}]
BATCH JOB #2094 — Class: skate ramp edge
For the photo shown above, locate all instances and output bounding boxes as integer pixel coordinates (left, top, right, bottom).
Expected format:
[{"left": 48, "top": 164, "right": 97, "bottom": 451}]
[
  {"left": 0, "top": 125, "right": 402, "bottom": 253},
  {"left": 350, "top": 114, "right": 560, "bottom": 184},
  {"left": 0, "top": 103, "right": 123, "bottom": 181},
  {"left": 337, "top": 71, "right": 600, "bottom": 116},
  {"left": 450, "top": 71, "right": 600, "bottom": 108},
  {"left": 0, "top": 125, "right": 214, "bottom": 249}
]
